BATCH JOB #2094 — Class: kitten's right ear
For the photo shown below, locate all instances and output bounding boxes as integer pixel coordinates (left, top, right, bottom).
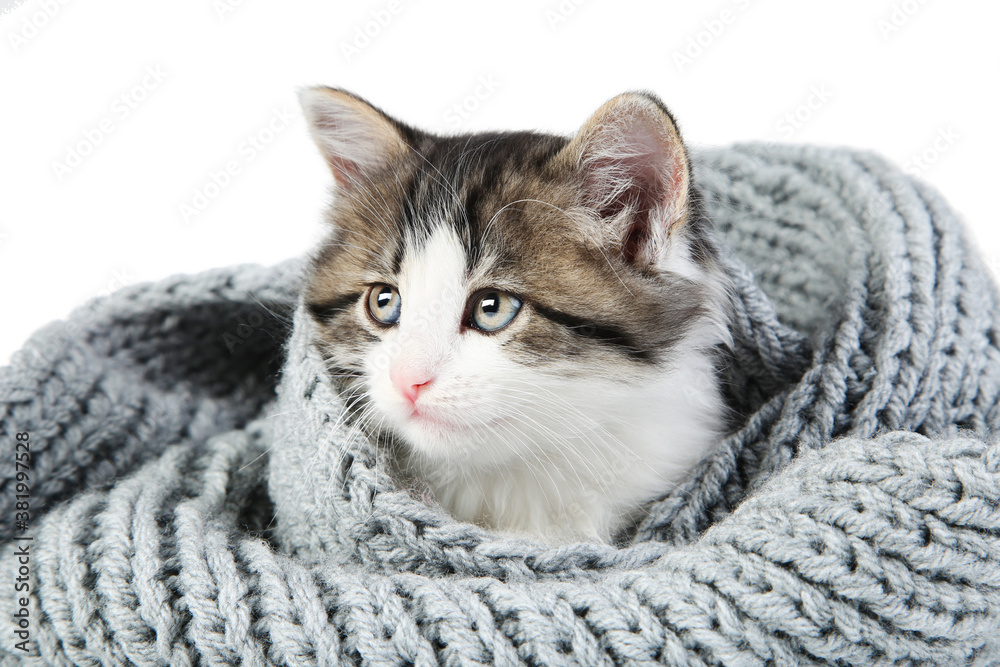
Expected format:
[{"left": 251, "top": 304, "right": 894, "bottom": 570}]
[{"left": 298, "top": 87, "right": 410, "bottom": 187}]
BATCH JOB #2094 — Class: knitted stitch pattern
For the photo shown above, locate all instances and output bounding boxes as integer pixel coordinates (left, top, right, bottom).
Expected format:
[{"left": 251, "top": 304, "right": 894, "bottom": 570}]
[{"left": 2, "top": 144, "right": 999, "bottom": 665}]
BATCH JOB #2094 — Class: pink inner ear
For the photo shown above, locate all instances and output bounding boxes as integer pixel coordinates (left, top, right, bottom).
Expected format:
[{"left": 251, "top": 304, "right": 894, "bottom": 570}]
[
  {"left": 302, "top": 88, "right": 403, "bottom": 190},
  {"left": 585, "top": 123, "right": 676, "bottom": 265},
  {"left": 330, "top": 157, "right": 362, "bottom": 188}
]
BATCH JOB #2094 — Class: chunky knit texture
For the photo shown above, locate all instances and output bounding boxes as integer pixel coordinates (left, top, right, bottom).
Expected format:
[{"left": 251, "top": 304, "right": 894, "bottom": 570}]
[{"left": 3, "top": 144, "right": 1000, "bottom": 665}]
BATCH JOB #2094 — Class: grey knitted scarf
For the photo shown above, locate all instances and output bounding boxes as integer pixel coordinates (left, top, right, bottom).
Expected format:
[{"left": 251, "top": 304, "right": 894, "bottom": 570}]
[{"left": 3, "top": 144, "right": 999, "bottom": 666}]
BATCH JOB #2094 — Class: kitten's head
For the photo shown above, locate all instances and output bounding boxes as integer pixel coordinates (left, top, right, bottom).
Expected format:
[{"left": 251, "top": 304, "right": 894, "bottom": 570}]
[{"left": 300, "top": 87, "right": 731, "bottom": 470}]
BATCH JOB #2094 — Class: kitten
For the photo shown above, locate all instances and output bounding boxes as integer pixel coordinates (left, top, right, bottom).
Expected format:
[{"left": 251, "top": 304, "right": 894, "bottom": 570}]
[{"left": 299, "top": 87, "right": 732, "bottom": 544}]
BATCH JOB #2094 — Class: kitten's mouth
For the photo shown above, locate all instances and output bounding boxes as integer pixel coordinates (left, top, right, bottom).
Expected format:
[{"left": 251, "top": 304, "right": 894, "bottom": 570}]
[
  {"left": 408, "top": 407, "right": 466, "bottom": 432},
  {"left": 406, "top": 406, "right": 505, "bottom": 433}
]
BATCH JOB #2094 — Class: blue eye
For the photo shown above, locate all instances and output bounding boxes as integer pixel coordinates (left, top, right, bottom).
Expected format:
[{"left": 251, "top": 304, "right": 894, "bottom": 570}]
[
  {"left": 470, "top": 291, "right": 521, "bottom": 332},
  {"left": 367, "top": 284, "right": 401, "bottom": 325}
]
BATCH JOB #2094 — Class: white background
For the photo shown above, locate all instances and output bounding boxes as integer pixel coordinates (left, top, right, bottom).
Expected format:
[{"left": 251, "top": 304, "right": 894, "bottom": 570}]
[{"left": 1, "top": 0, "right": 997, "bottom": 364}]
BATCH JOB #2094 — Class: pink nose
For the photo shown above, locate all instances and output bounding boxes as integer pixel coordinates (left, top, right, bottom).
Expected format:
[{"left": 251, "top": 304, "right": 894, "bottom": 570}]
[{"left": 390, "top": 367, "right": 434, "bottom": 404}]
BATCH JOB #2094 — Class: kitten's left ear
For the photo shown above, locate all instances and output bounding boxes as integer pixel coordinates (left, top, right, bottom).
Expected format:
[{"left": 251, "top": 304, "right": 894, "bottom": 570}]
[
  {"left": 299, "top": 87, "right": 411, "bottom": 188},
  {"left": 561, "top": 91, "right": 692, "bottom": 269}
]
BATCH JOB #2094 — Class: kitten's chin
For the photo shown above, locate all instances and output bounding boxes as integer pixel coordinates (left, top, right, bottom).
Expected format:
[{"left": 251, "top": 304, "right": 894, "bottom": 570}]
[
  {"left": 390, "top": 409, "right": 512, "bottom": 466},
  {"left": 406, "top": 409, "right": 468, "bottom": 433}
]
